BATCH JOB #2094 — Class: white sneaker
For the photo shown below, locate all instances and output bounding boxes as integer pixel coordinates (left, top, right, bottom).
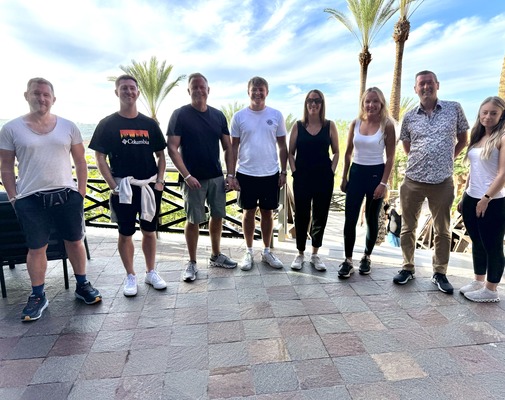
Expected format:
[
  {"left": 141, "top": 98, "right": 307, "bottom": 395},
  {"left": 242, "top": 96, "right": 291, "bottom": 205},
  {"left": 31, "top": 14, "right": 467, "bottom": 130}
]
[
  {"left": 183, "top": 261, "right": 198, "bottom": 282},
  {"left": 291, "top": 254, "right": 304, "bottom": 270},
  {"left": 145, "top": 270, "right": 167, "bottom": 289},
  {"left": 459, "top": 280, "right": 485, "bottom": 294},
  {"left": 261, "top": 252, "right": 283, "bottom": 269},
  {"left": 464, "top": 287, "right": 500, "bottom": 303},
  {"left": 310, "top": 254, "right": 326, "bottom": 271},
  {"left": 240, "top": 252, "right": 254, "bottom": 271},
  {"left": 123, "top": 274, "right": 138, "bottom": 297}
]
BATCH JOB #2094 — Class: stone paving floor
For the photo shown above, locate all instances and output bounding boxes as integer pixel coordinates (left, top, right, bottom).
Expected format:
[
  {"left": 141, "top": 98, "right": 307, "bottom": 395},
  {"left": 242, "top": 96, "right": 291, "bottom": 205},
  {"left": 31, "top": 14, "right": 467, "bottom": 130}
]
[{"left": 1, "top": 216, "right": 505, "bottom": 400}]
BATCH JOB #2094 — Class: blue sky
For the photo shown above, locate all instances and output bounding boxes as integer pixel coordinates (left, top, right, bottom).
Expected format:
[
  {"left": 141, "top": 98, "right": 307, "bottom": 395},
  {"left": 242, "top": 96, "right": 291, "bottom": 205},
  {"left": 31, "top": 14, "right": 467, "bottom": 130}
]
[{"left": 1, "top": 0, "right": 504, "bottom": 130}]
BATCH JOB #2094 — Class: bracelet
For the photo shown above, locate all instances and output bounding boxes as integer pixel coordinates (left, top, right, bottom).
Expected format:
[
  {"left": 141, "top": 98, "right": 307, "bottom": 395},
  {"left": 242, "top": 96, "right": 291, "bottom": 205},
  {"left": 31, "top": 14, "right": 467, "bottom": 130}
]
[
  {"left": 184, "top": 174, "right": 192, "bottom": 181},
  {"left": 280, "top": 170, "right": 287, "bottom": 175},
  {"left": 484, "top": 194, "right": 491, "bottom": 199},
  {"left": 226, "top": 174, "right": 235, "bottom": 178},
  {"left": 380, "top": 182, "right": 389, "bottom": 188},
  {"left": 156, "top": 178, "right": 165, "bottom": 184}
]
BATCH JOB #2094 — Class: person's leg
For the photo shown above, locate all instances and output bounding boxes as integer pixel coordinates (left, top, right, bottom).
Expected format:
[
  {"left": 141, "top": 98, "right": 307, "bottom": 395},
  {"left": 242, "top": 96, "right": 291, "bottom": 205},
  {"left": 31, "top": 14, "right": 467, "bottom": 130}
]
[
  {"left": 343, "top": 173, "right": 365, "bottom": 261},
  {"left": 26, "top": 246, "right": 49, "bottom": 286},
  {"left": 242, "top": 208, "right": 257, "bottom": 248},
  {"left": 118, "top": 233, "right": 136, "bottom": 275},
  {"left": 259, "top": 209, "right": 274, "bottom": 248},
  {"left": 426, "top": 178, "right": 454, "bottom": 275},
  {"left": 461, "top": 194, "right": 486, "bottom": 279},
  {"left": 399, "top": 178, "right": 426, "bottom": 272},
  {"left": 309, "top": 174, "right": 334, "bottom": 250},
  {"left": 293, "top": 175, "right": 312, "bottom": 253},
  {"left": 64, "top": 240, "right": 87, "bottom": 275},
  {"left": 209, "top": 217, "right": 222, "bottom": 256},
  {"left": 141, "top": 230, "right": 157, "bottom": 271},
  {"left": 363, "top": 196, "right": 384, "bottom": 256}
]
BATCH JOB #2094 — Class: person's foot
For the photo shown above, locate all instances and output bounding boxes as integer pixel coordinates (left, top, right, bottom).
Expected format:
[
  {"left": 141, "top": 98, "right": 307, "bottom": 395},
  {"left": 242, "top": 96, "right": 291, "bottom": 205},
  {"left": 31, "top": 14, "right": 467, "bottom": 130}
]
[
  {"left": 21, "top": 294, "right": 49, "bottom": 321},
  {"left": 358, "top": 256, "right": 371, "bottom": 275},
  {"left": 291, "top": 254, "right": 304, "bottom": 270},
  {"left": 183, "top": 261, "right": 198, "bottom": 282},
  {"left": 75, "top": 281, "right": 102, "bottom": 304},
  {"left": 240, "top": 252, "right": 254, "bottom": 271},
  {"left": 123, "top": 274, "right": 138, "bottom": 296},
  {"left": 261, "top": 252, "right": 283, "bottom": 269},
  {"left": 431, "top": 273, "right": 454, "bottom": 294},
  {"left": 338, "top": 260, "right": 354, "bottom": 278},
  {"left": 145, "top": 270, "right": 167, "bottom": 289},
  {"left": 459, "top": 280, "right": 485, "bottom": 294},
  {"left": 393, "top": 269, "right": 415, "bottom": 285},
  {"left": 209, "top": 253, "right": 238, "bottom": 269},
  {"left": 310, "top": 254, "right": 326, "bottom": 271},
  {"left": 464, "top": 287, "right": 500, "bottom": 303}
]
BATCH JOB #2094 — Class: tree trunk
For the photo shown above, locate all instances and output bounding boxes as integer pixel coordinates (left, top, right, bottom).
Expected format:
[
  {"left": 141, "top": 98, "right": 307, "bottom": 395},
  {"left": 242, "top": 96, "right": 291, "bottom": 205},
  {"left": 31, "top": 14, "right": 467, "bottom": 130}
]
[
  {"left": 389, "top": 18, "right": 411, "bottom": 121},
  {"left": 359, "top": 46, "right": 372, "bottom": 101},
  {"left": 499, "top": 54, "right": 505, "bottom": 100}
]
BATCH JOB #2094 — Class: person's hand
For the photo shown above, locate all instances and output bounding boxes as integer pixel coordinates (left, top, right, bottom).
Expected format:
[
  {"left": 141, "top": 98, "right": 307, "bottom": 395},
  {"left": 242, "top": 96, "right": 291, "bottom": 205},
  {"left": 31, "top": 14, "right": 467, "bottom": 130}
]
[
  {"left": 225, "top": 176, "right": 237, "bottom": 191},
  {"left": 476, "top": 198, "right": 489, "bottom": 217},
  {"left": 278, "top": 173, "right": 287, "bottom": 187},
  {"left": 154, "top": 181, "right": 164, "bottom": 192},
  {"left": 340, "top": 178, "right": 347, "bottom": 193},
  {"left": 373, "top": 184, "right": 387, "bottom": 200},
  {"left": 457, "top": 200, "right": 463, "bottom": 214},
  {"left": 185, "top": 175, "right": 201, "bottom": 189}
]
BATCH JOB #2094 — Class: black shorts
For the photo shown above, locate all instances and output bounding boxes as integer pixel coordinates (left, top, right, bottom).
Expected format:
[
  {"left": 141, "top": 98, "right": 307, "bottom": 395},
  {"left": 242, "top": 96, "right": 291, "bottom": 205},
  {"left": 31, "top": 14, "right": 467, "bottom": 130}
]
[
  {"left": 110, "top": 184, "right": 162, "bottom": 236},
  {"left": 236, "top": 172, "right": 279, "bottom": 210}
]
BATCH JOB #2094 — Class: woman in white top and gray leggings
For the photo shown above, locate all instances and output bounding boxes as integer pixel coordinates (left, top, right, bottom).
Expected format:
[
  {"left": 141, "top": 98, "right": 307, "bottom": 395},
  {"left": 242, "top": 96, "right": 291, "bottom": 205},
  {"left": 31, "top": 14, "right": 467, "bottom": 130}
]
[{"left": 459, "top": 96, "right": 505, "bottom": 303}]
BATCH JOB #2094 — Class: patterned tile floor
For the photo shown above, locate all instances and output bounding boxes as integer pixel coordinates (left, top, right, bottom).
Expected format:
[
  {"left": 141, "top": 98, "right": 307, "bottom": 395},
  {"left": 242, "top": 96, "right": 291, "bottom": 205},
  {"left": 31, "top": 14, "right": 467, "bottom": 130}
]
[{"left": 1, "top": 214, "right": 504, "bottom": 400}]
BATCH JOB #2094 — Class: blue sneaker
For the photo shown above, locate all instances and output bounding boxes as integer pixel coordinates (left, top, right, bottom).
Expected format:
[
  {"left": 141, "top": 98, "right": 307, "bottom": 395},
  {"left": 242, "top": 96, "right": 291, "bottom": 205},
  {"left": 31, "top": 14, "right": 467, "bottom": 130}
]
[
  {"left": 21, "top": 294, "right": 49, "bottom": 321},
  {"left": 75, "top": 281, "right": 102, "bottom": 304}
]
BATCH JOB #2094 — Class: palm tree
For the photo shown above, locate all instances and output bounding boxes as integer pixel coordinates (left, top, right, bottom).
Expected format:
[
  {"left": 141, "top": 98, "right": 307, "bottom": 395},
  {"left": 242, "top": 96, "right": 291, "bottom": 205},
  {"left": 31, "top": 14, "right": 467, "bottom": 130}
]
[
  {"left": 220, "top": 102, "right": 245, "bottom": 128},
  {"left": 324, "top": 0, "right": 398, "bottom": 99},
  {"left": 499, "top": 54, "right": 505, "bottom": 100},
  {"left": 284, "top": 113, "right": 297, "bottom": 133},
  {"left": 109, "top": 56, "right": 186, "bottom": 123},
  {"left": 389, "top": 0, "right": 424, "bottom": 121},
  {"left": 399, "top": 96, "right": 416, "bottom": 120}
]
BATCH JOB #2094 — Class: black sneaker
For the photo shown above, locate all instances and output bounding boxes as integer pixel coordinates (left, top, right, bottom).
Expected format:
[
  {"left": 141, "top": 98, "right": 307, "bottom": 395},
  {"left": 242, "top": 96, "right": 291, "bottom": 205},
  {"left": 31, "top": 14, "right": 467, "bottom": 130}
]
[
  {"left": 75, "top": 281, "right": 102, "bottom": 304},
  {"left": 431, "top": 273, "right": 454, "bottom": 294},
  {"left": 21, "top": 294, "right": 49, "bottom": 321},
  {"left": 338, "top": 260, "right": 355, "bottom": 278},
  {"left": 393, "top": 269, "right": 415, "bottom": 285},
  {"left": 359, "top": 256, "right": 371, "bottom": 275}
]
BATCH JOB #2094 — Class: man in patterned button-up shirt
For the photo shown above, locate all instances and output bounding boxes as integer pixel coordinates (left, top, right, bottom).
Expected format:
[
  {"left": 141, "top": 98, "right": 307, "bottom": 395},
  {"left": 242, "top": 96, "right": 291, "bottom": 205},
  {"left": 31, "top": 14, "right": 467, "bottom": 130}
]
[{"left": 393, "top": 70, "right": 469, "bottom": 294}]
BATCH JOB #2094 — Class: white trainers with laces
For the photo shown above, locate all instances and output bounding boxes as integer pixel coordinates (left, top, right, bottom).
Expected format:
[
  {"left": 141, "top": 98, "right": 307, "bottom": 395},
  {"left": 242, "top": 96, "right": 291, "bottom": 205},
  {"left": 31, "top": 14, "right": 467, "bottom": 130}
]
[
  {"left": 145, "top": 270, "right": 167, "bottom": 289},
  {"left": 240, "top": 252, "right": 254, "bottom": 271},
  {"left": 459, "top": 280, "right": 485, "bottom": 294},
  {"left": 464, "top": 286, "right": 500, "bottom": 303},
  {"left": 310, "top": 254, "right": 326, "bottom": 271},
  {"left": 123, "top": 274, "right": 138, "bottom": 297},
  {"left": 291, "top": 254, "right": 304, "bottom": 270},
  {"left": 183, "top": 261, "right": 198, "bottom": 282},
  {"left": 262, "top": 251, "right": 283, "bottom": 269}
]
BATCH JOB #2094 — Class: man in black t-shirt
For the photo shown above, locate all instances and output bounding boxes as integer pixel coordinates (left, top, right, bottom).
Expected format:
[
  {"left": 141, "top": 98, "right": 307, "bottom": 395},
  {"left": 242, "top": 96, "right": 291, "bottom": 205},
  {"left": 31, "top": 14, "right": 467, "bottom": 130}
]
[
  {"left": 167, "top": 73, "right": 237, "bottom": 282},
  {"left": 89, "top": 75, "right": 168, "bottom": 297}
]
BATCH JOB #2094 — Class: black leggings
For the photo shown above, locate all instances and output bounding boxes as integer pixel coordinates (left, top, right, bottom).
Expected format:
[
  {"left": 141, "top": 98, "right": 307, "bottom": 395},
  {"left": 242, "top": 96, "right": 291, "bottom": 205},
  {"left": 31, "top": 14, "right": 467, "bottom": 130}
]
[
  {"left": 343, "top": 163, "right": 384, "bottom": 258},
  {"left": 462, "top": 194, "right": 505, "bottom": 283}
]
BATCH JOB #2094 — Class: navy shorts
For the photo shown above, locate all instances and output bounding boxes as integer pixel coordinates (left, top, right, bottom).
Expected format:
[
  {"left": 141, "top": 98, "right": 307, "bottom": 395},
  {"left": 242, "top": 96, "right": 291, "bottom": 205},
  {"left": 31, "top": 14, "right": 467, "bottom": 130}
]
[
  {"left": 110, "top": 184, "right": 162, "bottom": 236},
  {"left": 14, "top": 188, "right": 85, "bottom": 249},
  {"left": 236, "top": 172, "right": 279, "bottom": 210}
]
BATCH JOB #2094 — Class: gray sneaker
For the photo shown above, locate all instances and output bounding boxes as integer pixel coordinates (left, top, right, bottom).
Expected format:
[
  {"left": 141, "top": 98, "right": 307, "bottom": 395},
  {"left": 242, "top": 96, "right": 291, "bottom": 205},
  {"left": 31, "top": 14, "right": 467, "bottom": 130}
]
[
  {"left": 310, "top": 254, "right": 326, "bottom": 271},
  {"left": 460, "top": 280, "right": 485, "bottom": 294},
  {"left": 240, "top": 252, "right": 254, "bottom": 271},
  {"left": 291, "top": 254, "right": 304, "bottom": 270},
  {"left": 261, "top": 252, "right": 283, "bottom": 269},
  {"left": 209, "top": 253, "right": 237, "bottom": 269},
  {"left": 464, "top": 287, "right": 500, "bottom": 303},
  {"left": 183, "top": 261, "right": 198, "bottom": 282}
]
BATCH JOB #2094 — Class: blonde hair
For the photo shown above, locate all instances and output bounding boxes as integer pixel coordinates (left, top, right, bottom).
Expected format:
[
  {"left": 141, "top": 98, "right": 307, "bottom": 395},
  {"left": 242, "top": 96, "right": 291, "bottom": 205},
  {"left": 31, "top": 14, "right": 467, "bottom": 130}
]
[
  {"left": 358, "top": 87, "right": 393, "bottom": 139},
  {"left": 468, "top": 96, "right": 505, "bottom": 160}
]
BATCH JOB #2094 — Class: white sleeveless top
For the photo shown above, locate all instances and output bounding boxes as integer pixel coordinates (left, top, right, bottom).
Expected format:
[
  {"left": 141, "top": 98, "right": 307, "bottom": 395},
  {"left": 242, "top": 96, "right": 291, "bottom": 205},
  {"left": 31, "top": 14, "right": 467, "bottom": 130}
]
[
  {"left": 353, "top": 119, "right": 385, "bottom": 165},
  {"left": 466, "top": 147, "right": 505, "bottom": 199}
]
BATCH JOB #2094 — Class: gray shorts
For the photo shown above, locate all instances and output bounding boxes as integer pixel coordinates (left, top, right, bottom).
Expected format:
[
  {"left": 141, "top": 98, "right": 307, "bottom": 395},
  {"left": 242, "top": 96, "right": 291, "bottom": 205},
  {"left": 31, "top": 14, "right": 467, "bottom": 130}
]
[{"left": 182, "top": 176, "right": 226, "bottom": 224}]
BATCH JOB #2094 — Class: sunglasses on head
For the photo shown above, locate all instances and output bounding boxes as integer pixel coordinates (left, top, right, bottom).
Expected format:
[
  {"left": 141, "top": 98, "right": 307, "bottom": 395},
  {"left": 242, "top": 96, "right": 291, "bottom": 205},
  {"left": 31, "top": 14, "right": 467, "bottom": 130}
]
[{"left": 306, "top": 98, "right": 323, "bottom": 105}]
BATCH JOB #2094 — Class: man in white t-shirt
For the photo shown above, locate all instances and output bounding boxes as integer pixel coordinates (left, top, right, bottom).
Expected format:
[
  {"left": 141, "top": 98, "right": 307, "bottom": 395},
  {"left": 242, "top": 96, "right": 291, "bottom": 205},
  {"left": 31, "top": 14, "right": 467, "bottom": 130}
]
[{"left": 230, "top": 77, "right": 288, "bottom": 271}]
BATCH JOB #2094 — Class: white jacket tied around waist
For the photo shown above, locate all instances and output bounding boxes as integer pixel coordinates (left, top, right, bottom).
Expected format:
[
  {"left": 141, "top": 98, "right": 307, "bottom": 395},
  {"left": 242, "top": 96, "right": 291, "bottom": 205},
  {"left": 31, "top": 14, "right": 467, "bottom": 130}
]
[{"left": 113, "top": 175, "right": 158, "bottom": 222}]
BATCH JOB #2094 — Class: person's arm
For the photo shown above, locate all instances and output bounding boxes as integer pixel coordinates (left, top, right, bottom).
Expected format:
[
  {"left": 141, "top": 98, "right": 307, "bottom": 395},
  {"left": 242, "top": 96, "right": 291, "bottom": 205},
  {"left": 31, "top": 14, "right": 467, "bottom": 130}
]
[
  {"left": 94, "top": 151, "right": 118, "bottom": 193},
  {"left": 220, "top": 134, "right": 237, "bottom": 190},
  {"left": 340, "top": 120, "right": 356, "bottom": 192},
  {"left": 329, "top": 120, "right": 339, "bottom": 173},
  {"left": 374, "top": 121, "right": 397, "bottom": 199},
  {"left": 475, "top": 136, "right": 505, "bottom": 217},
  {"left": 0, "top": 149, "right": 17, "bottom": 202},
  {"left": 277, "top": 135, "right": 288, "bottom": 187},
  {"left": 70, "top": 143, "right": 88, "bottom": 197},
  {"left": 454, "top": 130, "right": 468, "bottom": 157},
  {"left": 288, "top": 123, "right": 298, "bottom": 173},
  {"left": 402, "top": 140, "right": 411, "bottom": 154},
  {"left": 154, "top": 149, "right": 166, "bottom": 191},
  {"left": 231, "top": 136, "right": 241, "bottom": 191},
  {"left": 167, "top": 135, "right": 201, "bottom": 189}
]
